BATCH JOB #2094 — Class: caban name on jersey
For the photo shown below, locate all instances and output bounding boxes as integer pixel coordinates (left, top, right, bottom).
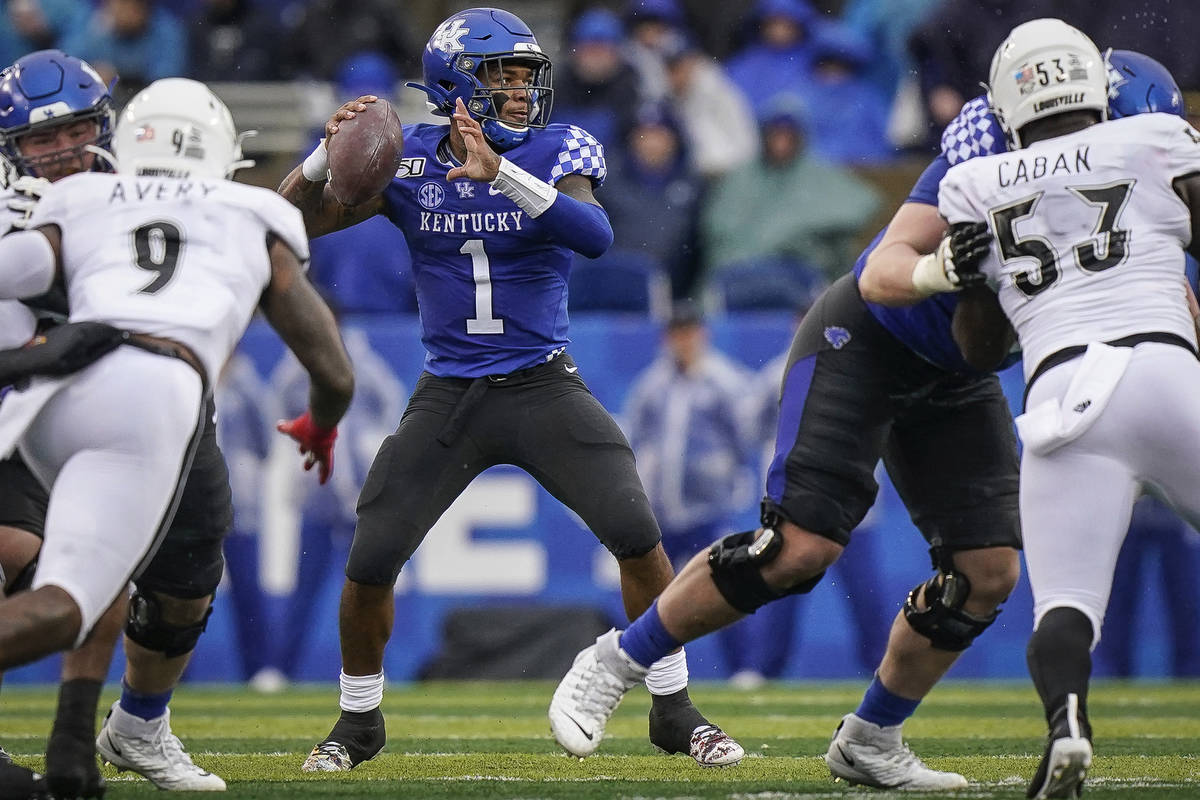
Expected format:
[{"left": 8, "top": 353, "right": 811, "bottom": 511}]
[
  {"left": 419, "top": 209, "right": 524, "bottom": 234},
  {"left": 998, "top": 145, "right": 1090, "bottom": 186},
  {"left": 108, "top": 180, "right": 219, "bottom": 204}
]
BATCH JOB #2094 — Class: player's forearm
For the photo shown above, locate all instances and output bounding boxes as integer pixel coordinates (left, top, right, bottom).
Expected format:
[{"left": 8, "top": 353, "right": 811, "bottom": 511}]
[
  {"left": 489, "top": 159, "right": 613, "bottom": 258},
  {"left": 0, "top": 229, "right": 57, "bottom": 299},
  {"left": 859, "top": 241, "right": 931, "bottom": 306},
  {"left": 278, "top": 165, "right": 338, "bottom": 238},
  {"left": 260, "top": 255, "right": 354, "bottom": 428},
  {"left": 952, "top": 286, "right": 1014, "bottom": 371}
]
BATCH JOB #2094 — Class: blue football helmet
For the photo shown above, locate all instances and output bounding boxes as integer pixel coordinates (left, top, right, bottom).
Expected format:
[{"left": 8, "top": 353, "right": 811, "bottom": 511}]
[
  {"left": 1106, "top": 49, "right": 1184, "bottom": 119},
  {"left": 0, "top": 49, "right": 115, "bottom": 179},
  {"left": 406, "top": 7, "right": 553, "bottom": 150}
]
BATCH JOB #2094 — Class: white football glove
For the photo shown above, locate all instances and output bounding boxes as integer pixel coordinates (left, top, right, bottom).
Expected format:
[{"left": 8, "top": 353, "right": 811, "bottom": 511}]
[
  {"left": 6, "top": 175, "right": 52, "bottom": 230},
  {"left": 910, "top": 237, "right": 959, "bottom": 295}
]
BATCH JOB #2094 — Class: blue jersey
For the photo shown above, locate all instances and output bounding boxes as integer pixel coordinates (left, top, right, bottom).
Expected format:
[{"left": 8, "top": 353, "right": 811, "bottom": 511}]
[
  {"left": 852, "top": 95, "right": 1017, "bottom": 373},
  {"left": 381, "top": 122, "right": 607, "bottom": 377},
  {"left": 851, "top": 156, "right": 978, "bottom": 373}
]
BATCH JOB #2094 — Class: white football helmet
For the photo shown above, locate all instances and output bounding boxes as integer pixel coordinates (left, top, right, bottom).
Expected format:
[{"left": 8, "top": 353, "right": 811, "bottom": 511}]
[
  {"left": 987, "top": 18, "right": 1107, "bottom": 148},
  {"left": 111, "top": 78, "right": 252, "bottom": 179}
]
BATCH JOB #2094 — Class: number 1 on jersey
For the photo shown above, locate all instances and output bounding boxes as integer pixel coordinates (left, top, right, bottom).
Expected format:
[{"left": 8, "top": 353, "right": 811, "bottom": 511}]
[{"left": 462, "top": 238, "right": 505, "bottom": 334}]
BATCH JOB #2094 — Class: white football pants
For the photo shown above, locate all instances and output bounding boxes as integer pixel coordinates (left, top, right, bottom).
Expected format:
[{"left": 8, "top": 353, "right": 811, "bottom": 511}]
[
  {"left": 9, "top": 347, "right": 204, "bottom": 645},
  {"left": 1021, "top": 342, "right": 1200, "bottom": 646}
]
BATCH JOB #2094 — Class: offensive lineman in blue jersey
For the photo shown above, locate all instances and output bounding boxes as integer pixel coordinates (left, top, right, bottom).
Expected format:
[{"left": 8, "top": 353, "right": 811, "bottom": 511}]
[
  {"left": 279, "top": 8, "right": 743, "bottom": 771},
  {"left": 549, "top": 50, "right": 1181, "bottom": 791}
]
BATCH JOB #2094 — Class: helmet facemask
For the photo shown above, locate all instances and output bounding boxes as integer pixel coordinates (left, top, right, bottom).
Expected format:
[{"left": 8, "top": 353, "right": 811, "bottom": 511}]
[
  {"left": 10, "top": 110, "right": 112, "bottom": 181},
  {"left": 462, "top": 52, "right": 553, "bottom": 149}
]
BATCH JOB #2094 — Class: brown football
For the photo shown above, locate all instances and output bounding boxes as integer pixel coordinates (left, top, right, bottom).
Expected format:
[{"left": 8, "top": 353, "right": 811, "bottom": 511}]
[{"left": 326, "top": 99, "right": 404, "bottom": 206}]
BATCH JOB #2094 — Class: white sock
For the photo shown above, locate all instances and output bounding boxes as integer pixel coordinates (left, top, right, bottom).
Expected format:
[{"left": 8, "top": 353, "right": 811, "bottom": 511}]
[
  {"left": 645, "top": 648, "right": 689, "bottom": 696},
  {"left": 109, "top": 702, "right": 166, "bottom": 737},
  {"left": 339, "top": 670, "right": 385, "bottom": 712}
]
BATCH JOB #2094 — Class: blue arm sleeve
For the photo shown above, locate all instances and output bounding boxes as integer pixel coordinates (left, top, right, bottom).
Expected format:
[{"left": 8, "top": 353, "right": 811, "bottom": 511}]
[{"left": 537, "top": 192, "right": 614, "bottom": 259}]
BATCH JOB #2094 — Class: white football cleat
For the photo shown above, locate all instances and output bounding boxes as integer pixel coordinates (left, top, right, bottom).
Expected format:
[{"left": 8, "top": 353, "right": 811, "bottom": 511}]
[
  {"left": 301, "top": 741, "right": 355, "bottom": 772},
  {"left": 549, "top": 629, "right": 647, "bottom": 757},
  {"left": 824, "top": 713, "right": 967, "bottom": 790},
  {"left": 684, "top": 724, "right": 745, "bottom": 767},
  {"left": 97, "top": 704, "right": 226, "bottom": 791}
]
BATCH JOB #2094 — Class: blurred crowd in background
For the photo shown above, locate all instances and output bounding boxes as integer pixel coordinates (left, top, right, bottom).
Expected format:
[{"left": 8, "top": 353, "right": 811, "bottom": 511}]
[
  {"left": 4, "top": 0, "right": 1198, "bottom": 313},
  {"left": 4, "top": 0, "right": 1200, "bottom": 685}
]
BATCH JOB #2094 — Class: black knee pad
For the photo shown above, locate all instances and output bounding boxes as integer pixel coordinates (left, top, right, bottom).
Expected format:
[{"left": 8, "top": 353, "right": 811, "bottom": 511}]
[
  {"left": 125, "top": 591, "right": 213, "bottom": 658},
  {"left": 708, "top": 528, "right": 824, "bottom": 614},
  {"left": 903, "top": 565, "right": 999, "bottom": 652}
]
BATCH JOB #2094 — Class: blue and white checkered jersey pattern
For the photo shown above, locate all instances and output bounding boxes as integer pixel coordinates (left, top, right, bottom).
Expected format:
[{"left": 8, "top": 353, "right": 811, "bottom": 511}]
[
  {"left": 940, "top": 94, "right": 1008, "bottom": 166},
  {"left": 549, "top": 125, "right": 606, "bottom": 186}
]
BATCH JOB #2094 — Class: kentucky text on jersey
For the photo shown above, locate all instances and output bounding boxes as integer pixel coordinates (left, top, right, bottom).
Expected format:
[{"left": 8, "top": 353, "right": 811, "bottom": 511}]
[
  {"left": 997, "top": 146, "right": 1091, "bottom": 186},
  {"left": 108, "top": 180, "right": 220, "bottom": 203},
  {"left": 381, "top": 121, "right": 607, "bottom": 378},
  {"left": 418, "top": 210, "right": 524, "bottom": 233}
]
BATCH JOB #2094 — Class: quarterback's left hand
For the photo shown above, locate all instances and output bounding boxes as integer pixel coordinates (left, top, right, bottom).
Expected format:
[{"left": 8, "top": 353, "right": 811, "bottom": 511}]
[
  {"left": 6, "top": 176, "right": 52, "bottom": 230},
  {"left": 447, "top": 97, "right": 501, "bottom": 182},
  {"left": 276, "top": 410, "right": 338, "bottom": 485}
]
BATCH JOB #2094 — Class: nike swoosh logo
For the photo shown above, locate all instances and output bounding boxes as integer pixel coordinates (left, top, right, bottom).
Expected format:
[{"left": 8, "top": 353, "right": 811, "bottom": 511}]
[
  {"left": 566, "top": 713, "right": 594, "bottom": 741},
  {"left": 105, "top": 735, "right": 123, "bottom": 758},
  {"left": 836, "top": 743, "right": 854, "bottom": 766},
  {"left": 565, "top": 365, "right": 578, "bottom": 374}
]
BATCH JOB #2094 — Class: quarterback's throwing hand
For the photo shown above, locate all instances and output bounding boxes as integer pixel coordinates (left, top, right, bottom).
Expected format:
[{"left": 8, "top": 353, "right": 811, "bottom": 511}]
[
  {"left": 447, "top": 98, "right": 500, "bottom": 182},
  {"left": 325, "top": 95, "right": 378, "bottom": 137},
  {"left": 276, "top": 411, "right": 338, "bottom": 485}
]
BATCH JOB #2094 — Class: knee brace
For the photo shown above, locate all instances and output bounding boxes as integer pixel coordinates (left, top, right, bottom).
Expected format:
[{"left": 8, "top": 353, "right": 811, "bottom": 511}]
[
  {"left": 125, "top": 591, "right": 213, "bottom": 658},
  {"left": 708, "top": 528, "right": 824, "bottom": 614},
  {"left": 903, "top": 554, "right": 999, "bottom": 652}
]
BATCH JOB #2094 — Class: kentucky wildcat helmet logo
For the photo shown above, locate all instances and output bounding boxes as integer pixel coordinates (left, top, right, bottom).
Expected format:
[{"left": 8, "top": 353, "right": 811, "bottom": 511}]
[{"left": 430, "top": 18, "right": 470, "bottom": 53}]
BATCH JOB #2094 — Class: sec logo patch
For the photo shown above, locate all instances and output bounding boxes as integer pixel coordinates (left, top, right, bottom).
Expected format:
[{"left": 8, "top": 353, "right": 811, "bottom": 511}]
[{"left": 418, "top": 181, "right": 445, "bottom": 209}]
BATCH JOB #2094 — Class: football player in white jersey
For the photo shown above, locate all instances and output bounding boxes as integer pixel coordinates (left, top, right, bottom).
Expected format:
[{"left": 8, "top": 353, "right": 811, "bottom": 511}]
[
  {"left": 0, "top": 72, "right": 354, "bottom": 747},
  {"left": 910, "top": 19, "right": 1200, "bottom": 799}
]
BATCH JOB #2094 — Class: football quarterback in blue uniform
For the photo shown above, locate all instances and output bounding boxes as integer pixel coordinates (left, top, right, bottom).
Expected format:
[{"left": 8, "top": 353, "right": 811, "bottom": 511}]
[{"left": 280, "top": 8, "right": 743, "bottom": 771}]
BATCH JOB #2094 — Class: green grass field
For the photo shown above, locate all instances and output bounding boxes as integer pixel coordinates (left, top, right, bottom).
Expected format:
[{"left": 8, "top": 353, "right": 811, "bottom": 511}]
[{"left": 3, "top": 680, "right": 1199, "bottom": 798}]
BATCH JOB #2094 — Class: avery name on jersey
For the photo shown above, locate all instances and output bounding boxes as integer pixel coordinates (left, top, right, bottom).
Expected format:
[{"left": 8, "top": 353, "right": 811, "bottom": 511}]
[
  {"left": 997, "top": 145, "right": 1091, "bottom": 187},
  {"left": 420, "top": 210, "right": 525, "bottom": 234},
  {"left": 107, "top": 179, "right": 221, "bottom": 203}
]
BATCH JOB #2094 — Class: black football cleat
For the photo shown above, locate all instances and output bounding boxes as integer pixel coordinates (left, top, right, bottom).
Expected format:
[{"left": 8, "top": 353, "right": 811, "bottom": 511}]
[
  {"left": 1028, "top": 694, "right": 1093, "bottom": 799},
  {"left": 648, "top": 690, "right": 744, "bottom": 767},
  {"left": 0, "top": 760, "right": 49, "bottom": 800},
  {"left": 301, "top": 708, "right": 386, "bottom": 772},
  {"left": 46, "top": 724, "right": 106, "bottom": 799}
]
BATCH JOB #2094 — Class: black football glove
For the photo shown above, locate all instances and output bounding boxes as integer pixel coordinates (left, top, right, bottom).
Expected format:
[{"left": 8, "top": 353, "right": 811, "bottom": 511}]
[
  {"left": 946, "top": 221, "right": 992, "bottom": 288},
  {"left": 0, "top": 321, "right": 128, "bottom": 387}
]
